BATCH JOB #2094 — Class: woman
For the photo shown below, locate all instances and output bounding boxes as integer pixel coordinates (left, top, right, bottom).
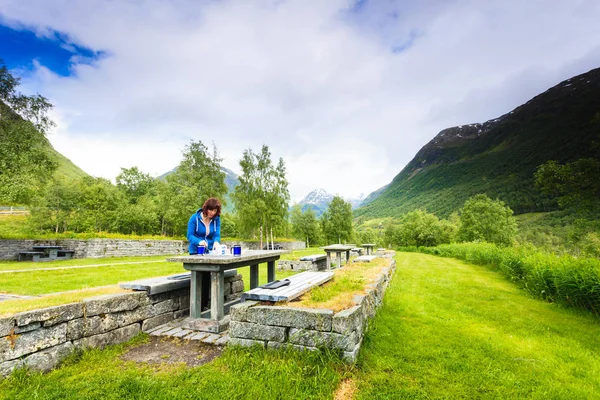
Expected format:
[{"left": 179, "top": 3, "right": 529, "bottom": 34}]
[{"left": 187, "top": 197, "right": 221, "bottom": 255}]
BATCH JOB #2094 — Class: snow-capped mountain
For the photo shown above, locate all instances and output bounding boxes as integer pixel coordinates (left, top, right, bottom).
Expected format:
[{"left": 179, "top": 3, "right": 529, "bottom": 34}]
[{"left": 297, "top": 188, "right": 367, "bottom": 216}]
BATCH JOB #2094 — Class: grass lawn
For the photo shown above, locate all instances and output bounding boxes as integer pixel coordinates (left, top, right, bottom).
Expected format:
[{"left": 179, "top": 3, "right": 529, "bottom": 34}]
[
  {"left": 353, "top": 252, "right": 600, "bottom": 399},
  {"left": 0, "top": 248, "right": 322, "bottom": 315},
  {"left": 2, "top": 251, "right": 599, "bottom": 399}
]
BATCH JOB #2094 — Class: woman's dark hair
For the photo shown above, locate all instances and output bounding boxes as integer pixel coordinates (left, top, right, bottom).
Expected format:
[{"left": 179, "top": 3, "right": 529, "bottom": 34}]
[{"left": 202, "top": 197, "right": 222, "bottom": 217}]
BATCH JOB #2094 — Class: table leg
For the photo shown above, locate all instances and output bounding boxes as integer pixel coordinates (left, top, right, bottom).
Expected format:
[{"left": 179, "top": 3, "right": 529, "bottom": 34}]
[
  {"left": 326, "top": 252, "right": 331, "bottom": 270},
  {"left": 190, "top": 270, "right": 203, "bottom": 318},
  {"left": 336, "top": 251, "right": 342, "bottom": 269},
  {"left": 211, "top": 271, "right": 224, "bottom": 321},
  {"left": 345, "top": 250, "right": 350, "bottom": 264},
  {"left": 250, "top": 264, "right": 259, "bottom": 289},
  {"left": 267, "top": 260, "right": 275, "bottom": 283}
]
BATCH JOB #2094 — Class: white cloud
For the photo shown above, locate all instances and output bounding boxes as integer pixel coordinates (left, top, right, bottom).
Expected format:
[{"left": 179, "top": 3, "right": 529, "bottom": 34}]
[{"left": 3, "top": 0, "right": 600, "bottom": 203}]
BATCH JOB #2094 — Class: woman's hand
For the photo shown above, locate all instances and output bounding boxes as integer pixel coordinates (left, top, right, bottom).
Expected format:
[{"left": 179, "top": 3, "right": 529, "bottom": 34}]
[
  {"left": 199, "top": 240, "right": 208, "bottom": 247},
  {"left": 212, "top": 241, "right": 220, "bottom": 250}
]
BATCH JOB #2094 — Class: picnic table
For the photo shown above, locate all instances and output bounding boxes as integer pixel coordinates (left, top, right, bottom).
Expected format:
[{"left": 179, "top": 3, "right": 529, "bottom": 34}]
[
  {"left": 321, "top": 244, "right": 354, "bottom": 269},
  {"left": 361, "top": 243, "right": 376, "bottom": 255},
  {"left": 167, "top": 250, "right": 285, "bottom": 332},
  {"left": 18, "top": 245, "right": 74, "bottom": 262}
]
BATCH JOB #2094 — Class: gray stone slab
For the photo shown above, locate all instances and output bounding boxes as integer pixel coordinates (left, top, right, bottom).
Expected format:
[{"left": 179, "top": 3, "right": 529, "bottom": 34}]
[
  {"left": 215, "top": 334, "right": 230, "bottom": 346},
  {"left": 202, "top": 333, "right": 221, "bottom": 344},
  {"left": 189, "top": 332, "right": 211, "bottom": 341},
  {"left": 353, "top": 255, "right": 377, "bottom": 263}
]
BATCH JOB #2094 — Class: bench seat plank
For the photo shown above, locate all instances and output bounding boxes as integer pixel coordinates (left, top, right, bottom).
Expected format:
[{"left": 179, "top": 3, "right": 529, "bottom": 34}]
[
  {"left": 299, "top": 254, "right": 327, "bottom": 262},
  {"left": 242, "top": 271, "right": 334, "bottom": 302}
]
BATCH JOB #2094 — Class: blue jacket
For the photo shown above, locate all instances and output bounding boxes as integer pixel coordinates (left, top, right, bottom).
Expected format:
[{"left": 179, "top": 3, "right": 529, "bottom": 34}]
[{"left": 187, "top": 208, "right": 221, "bottom": 254}]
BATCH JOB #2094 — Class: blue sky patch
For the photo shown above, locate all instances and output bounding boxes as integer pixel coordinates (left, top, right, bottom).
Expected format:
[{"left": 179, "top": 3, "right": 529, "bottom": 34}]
[{"left": 0, "top": 24, "right": 105, "bottom": 77}]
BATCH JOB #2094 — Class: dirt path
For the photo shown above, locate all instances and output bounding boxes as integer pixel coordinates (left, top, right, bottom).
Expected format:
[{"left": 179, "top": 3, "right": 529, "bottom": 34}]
[{"left": 120, "top": 336, "right": 223, "bottom": 367}]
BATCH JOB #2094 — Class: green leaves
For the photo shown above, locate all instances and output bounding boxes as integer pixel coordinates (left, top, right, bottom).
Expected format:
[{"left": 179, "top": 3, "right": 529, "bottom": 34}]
[
  {"left": 458, "top": 194, "right": 518, "bottom": 246},
  {"left": 232, "top": 145, "right": 290, "bottom": 239}
]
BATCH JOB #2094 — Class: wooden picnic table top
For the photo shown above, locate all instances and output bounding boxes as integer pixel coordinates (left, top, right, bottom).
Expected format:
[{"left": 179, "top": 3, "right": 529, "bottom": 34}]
[
  {"left": 167, "top": 250, "right": 285, "bottom": 272},
  {"left": 361, "top": 243, "right": 376, "bottom": 247},
  {"left": 321, "top": 244, "right": 354, "bottom": 251},
  {"left": 32, "top": 245, "right": 63, "bottom": 250}
]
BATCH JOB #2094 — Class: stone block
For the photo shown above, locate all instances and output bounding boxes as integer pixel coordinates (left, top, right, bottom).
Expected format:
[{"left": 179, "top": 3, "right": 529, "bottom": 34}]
[
  {"left": 15, "top": 303, "right": 84, "bottom": 327},
  {"left": 228, "top": 337, "right": 265, "bottom": 348},
  {"left": 66, "top": 318, "right": 85, "bottom": 341},
  {"left": 246, "top": 306, "right": 333, "bottom": 331},
  {"left": 115, "top": 307, "right": 150, "bottom": 327},
  {"left": 1, "top": 323, "right": 67, "bottom": 362},
  {"left": 288, "top": 328, "right": 356, "bottom": 352},
  {"left": 231, "top": 280, "right": 244, "bottom": 293},
  {"left": 173, "top": 309, "right": 189, "bottom": 319},
  {"left": 342, "top": 342, "right": 361, "bottom": 364},
  {"left": 224, "top": 282, "right": 232, "bottom": 296},
  {"left": 266, "top": 341, "right": 319, "bottom": 352},
  {"left": 141, "top": 313, "right": 174, "bottom": 332},
  {"left": 0, "top": 317, "right": 15, "bottom": 337},
  {"left": 73, "top": 323, "right": 140, "bottom": 350},
  {"left": 84, "top": 292, "right": 148, "bottom": 316},
  {"left": 0, "top": 359, "right": 23, "bottom": 378},
  {"left": 332, "top": 306, "right": 364, "bottom": 335},
  {"left": 15, "top": 322, "right": 41, "bottom": 334},
  {"left": 229, "top": 321, "right": 287, "bottom": 342},
  {"left": 23, "top": 341, "right": 74, "bottom": 372},
  {"left": 152, "top": 299, "right": 177, "bottom": 315},
  {"left": 229, "top": 301, "right": 258, "bottom": 322}
]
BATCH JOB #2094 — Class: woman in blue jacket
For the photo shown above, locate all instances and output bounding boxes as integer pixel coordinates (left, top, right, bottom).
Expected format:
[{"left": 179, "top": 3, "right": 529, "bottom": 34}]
[{"left": 187, "top": 197, "right": 221, "bottom": 255}]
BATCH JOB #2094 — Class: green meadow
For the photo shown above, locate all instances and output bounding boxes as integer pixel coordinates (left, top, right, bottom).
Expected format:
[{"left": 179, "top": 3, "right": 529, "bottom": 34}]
[{"left": 2, "top": 252, "right": 599, "bottom": 399}]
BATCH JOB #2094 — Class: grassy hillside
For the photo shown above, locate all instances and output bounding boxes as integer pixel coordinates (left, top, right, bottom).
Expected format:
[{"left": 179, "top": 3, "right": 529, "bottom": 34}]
[
  {"left": 356, "top": 67, "right": 600, "bottom": 219},
  {"left": 46, "top": 139, "right": 90, "bottom": 181}
]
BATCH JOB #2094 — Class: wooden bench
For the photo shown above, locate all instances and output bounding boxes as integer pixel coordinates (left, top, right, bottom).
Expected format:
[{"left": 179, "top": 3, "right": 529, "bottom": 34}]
[
  {"left": 241, "top": 271, "right": 334, "bottom": 302},
  {"left": 299, "top": 254, "right": 327, "bottom": 262},
  {"left": 17, "top": 251, "right": 46, "bottom": 262},
  {"left": 119, "top": 270, "right": 239, "bottom": 295}
]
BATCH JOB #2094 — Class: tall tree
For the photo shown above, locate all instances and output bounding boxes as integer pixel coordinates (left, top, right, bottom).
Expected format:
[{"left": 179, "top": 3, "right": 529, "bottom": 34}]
[
  {"left": 0, "top": 60, "right": 57, "bottom": 204},
  {"left": 290, "top": 204, "right": 322, "bottom": 247},
  {"left": 116, "top": 167, "right": 156, "bottom": 204},
  {"left": 232, "top": 145, "right": 290, "bottom": 239},
  {"left": 167, "top": 140, "right": 228, "bottom": 234},
  {"left": 458, "top": 194, "right": 518, "bottom": 246},
  {"left": 321, "top": 196, "right": 354, "bottom": 244}
]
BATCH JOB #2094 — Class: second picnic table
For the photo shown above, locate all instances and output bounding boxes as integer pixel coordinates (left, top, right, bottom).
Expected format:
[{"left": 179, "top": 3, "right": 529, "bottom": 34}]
[
  {"left": 321, "top": 244, "right": 354, "bottom": 269},
  {"left": 167, "top": 250, "right": 285, "bottom": 330}
]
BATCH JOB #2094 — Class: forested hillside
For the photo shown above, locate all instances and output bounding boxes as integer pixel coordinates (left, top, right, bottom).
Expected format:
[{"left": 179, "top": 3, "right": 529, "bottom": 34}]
[{"left": 356, "top": 67, "right": 600, "bottom": 219}]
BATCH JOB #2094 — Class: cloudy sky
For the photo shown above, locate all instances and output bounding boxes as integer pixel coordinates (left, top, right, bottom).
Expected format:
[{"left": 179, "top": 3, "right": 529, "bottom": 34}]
[{"left": 1, "top": 0, "right": 600, "bottom": 203}]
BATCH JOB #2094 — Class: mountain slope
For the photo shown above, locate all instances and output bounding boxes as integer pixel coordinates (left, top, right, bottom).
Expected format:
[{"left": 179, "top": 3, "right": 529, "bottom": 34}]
[
  {"left": 298, "top": 188, "right": 334, "bottom": 216},
  {"left": 355, "top": 67, "right": 600, "bottom": 219}
]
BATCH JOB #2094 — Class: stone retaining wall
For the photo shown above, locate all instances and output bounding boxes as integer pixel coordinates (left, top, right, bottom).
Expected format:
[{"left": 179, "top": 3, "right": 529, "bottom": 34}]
[
  {"left": 0, "top": 239, "right": 305, "bottom": 261},
  {"left": 0, "top": 273, "right": 244, "bottom": 377},
  {"left": 229, "top": 257, "right": 396, "bottom": 363},
  {"left": 276, "top": 258, "right": 327, "bottom": 272}
]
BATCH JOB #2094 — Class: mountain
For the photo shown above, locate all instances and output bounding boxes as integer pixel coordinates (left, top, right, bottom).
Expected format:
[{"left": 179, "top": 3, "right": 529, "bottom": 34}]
[
  {"left": 298, "top": 188, "right": 333, "bottom": 216},
  {"left": 355, "top": 67, "right": 600, "bottom": 219},
  {"left": 347, "top": 193, "right": 367, "bottom": 209},
  {"left": 297, "top": 189, "right": 368, "bottom": 216}
]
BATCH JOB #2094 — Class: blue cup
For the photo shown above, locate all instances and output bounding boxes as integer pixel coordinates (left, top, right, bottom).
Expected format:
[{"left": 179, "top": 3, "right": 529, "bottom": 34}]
[
  {"left": 197, "top": 245, "right": 206, "bottom": 255},
  {"left": 233, "top": 245, "right": 242, "bottom": 256}
]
